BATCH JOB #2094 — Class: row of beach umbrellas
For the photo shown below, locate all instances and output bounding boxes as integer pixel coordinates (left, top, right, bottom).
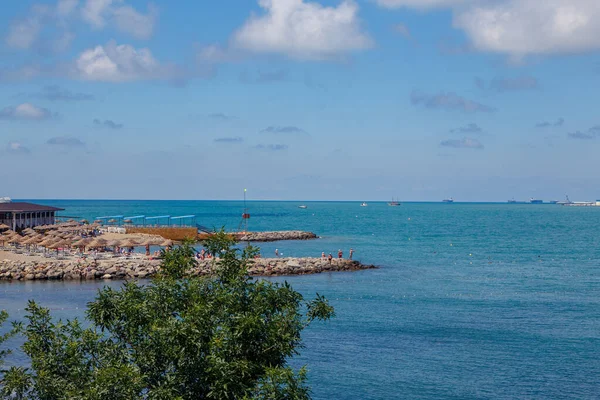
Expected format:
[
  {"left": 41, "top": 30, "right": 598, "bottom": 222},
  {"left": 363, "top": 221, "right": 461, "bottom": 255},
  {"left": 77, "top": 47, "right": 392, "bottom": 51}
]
[{"left": 1, "top": 229, "right": 172, "bottom": 253}]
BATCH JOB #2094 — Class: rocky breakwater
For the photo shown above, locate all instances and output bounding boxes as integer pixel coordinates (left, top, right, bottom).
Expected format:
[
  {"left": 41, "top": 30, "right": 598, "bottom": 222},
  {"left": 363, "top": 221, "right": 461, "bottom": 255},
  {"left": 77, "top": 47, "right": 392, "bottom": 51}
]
[
  {"left": 0, "top": 259, "right": 162, "bottom": 281},
  {"left": 0, "top": 257, "right": 376, "bottom": 281},
  {"left": 242, "top": 258, "right": 377, "bottom": 276},
  {"left": 238, "top": 231, "right": 318, "bottom": 242}
]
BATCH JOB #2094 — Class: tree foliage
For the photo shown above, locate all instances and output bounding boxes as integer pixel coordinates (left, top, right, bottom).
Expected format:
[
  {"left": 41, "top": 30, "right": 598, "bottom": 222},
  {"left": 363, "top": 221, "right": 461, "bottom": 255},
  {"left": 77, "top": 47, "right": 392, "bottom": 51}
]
[{"left": 0, "top": 231, "right": 334, "bottom": 399}]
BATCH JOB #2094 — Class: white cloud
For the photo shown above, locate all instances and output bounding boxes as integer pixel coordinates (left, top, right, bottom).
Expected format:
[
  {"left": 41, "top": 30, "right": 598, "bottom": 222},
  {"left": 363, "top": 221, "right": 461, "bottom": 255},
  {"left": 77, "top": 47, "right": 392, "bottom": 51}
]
[
  {"left": 73, "top": 41, "right": 161, "bottom": 82},
  {"left": 5, "top": 0, "right": 156, "bottom": 51},
  {"left": 56, "top": 0, "right": 79, "bottom": 17},
  {"left": 232, "top": 0, "right": 372, "bottom": 60},
  {"left": 112, "top": 4, "right": 158, "bottom": 39},
  {"left": 6, "top": 142, "right": 31, "bottom": 155},
  {"left": 5, "top": 8, "right": 45, "bottom": 49},
  {"left": 454, "top": 0, "right": 600, "bottom": 57},
  {"left": 377, "top": 0, "right": 600, "bottom": 58},
  {"left": 0, "top": 103, "right": 54, "bottom": 121},
  {"left": 81, "top": 0, "right": 115, "bottom": 28},
  {"left": 82, "top": 0, "right": 157, "bottom": 38}
]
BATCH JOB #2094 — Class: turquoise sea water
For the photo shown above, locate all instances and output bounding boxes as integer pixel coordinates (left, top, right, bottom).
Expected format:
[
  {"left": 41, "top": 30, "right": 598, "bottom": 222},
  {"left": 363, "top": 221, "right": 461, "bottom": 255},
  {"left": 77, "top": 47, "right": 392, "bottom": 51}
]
[{"left": 2, "top": 200, "right": 600, "bottom": 399}]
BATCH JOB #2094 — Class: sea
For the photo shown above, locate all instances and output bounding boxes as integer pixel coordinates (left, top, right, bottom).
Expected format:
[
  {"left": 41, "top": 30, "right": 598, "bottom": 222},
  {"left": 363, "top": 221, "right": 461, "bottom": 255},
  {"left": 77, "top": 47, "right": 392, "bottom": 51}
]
[{"left": 2, "top": 200, "right": 600, "bottom": 399}]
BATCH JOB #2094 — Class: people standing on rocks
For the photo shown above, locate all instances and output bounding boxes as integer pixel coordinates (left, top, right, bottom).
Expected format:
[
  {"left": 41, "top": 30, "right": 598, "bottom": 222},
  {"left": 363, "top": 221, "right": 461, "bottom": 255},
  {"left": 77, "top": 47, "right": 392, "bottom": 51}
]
[
  {"left": 338, "top": 249, "right": 343, "bottom": 259},
  {"left": 328, "top": 253, "right": 333, "bottom": 264},
  {"left": 349, "top": 248, "right": 354, "bottom": 260},
  {"left": 321, "top": 252, "right": 326, "bottom": 259},
  {"left": 275, "top": 249, "right": 279, "bottom": 257}
]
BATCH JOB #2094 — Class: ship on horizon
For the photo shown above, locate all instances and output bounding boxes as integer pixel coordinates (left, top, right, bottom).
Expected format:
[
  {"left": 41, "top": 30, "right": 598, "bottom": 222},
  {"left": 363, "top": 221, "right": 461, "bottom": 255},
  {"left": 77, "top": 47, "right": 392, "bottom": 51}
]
[
  {"left": 529, "top": 198, "right": 543, "bottom": 204},
  {"left": 442, "top": 198, "right": 454, "bottom": 203},
  {"left": 388, "top": 197, "right": 401, "bottom": 206},
  {"left": 508, "top": 198, "right": 517, "bottom": 204},
  {"left": 557, "top": 195, "right": 573, "bottom": 205}
]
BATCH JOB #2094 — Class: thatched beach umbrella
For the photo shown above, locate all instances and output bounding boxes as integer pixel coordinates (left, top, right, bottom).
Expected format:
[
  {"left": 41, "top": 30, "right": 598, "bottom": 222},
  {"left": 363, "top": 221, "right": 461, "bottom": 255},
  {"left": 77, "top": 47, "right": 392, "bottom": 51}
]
[
  {"left": 7, "top": 234, "right": 25, "bottom": 246},
  {"left": 47, "top": 239, "right": 71, "bottom": 254},
  {"left": 22, "top": 235, "right": 40, "bottom": 245},
  {"left": 38, "top": 237, "right": 59, "bottom": 250},
  {"left": 80, "top": 219, "right": 89, "bottom": 224},
  {"left": 89, "top": 238, "right": 109, "bottom": 249},
  {"left": 72, "top": 237, "right": 93, "bottom": 251},
  {"left": 0, "top": 223, "right": 10, "bottom": 231},
  {"left": 119, "top": 238, "right": 140, "bottom": 249},
  {"left": 0, "top": 231, "right": 17, "bottom": 247},
  {"left": 22, "top": 228, "right": 36, "bottom": 236}
]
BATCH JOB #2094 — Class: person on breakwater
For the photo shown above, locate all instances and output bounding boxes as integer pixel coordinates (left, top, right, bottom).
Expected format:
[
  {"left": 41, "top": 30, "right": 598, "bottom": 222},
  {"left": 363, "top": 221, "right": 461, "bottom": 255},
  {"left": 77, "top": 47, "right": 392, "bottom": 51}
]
[
  {"left": 349, "top": 248, "right": 354, "bottom": 260},
  {"left": 338, "top": 249, "right": 343, "bottom": 259},
  {"left": 321, "top": 252, "right": 326, "bottom": 259},
  {"left": 328, "top": 253, "right": 333, "bottom": 264},
  {"left": 275, "top": 249, "right": 279, "bottom": 257}
]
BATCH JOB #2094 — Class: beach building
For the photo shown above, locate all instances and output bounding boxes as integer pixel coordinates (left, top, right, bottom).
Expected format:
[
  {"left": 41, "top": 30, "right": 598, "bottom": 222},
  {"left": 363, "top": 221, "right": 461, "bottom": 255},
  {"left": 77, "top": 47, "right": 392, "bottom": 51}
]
[{"left": 0, "top": 199, "right": 64, "bottom": 230}]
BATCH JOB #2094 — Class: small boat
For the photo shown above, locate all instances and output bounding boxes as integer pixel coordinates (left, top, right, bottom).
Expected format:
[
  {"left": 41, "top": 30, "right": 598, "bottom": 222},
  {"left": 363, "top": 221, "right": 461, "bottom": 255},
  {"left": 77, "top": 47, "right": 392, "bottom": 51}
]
[
  {"left": 388, "top": 197, "right": 401, "bottom": 206},
  {"left": 549, "top": 200, "right": 559, "bottom": 204},
  {"left": 442, "top": 198, "right": 454, "bottom": 203},
  {"left": 507, "top": 198, "right": 517, "bottom": 204},
  {"left": 298, "top": 205, "right": 307, "bottom": 209},
  {"left": 529, "top": 198, "right": 543, "bottom": 204},
  {"left": 360, "top": 202, "right": 368, "bottom": 207}
]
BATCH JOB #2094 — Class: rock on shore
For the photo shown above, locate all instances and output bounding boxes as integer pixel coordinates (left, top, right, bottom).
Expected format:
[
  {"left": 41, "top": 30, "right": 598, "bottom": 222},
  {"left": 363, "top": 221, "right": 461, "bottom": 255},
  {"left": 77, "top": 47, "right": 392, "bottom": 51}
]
[
  {"left": 237, "top": 231, "right": 318, "bottom": 242},
  {"left": 0, "top": 257, "right": 376, "bottom": 281}
]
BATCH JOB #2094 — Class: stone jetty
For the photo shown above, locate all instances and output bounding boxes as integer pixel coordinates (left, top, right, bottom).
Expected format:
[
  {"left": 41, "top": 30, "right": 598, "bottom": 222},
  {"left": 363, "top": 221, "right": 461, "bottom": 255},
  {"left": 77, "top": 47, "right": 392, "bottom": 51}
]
[
  {"left": 237, "top": 231, "right": 318, "bottom": 242},
  {"left": 0, "top": 257, "right": 376, "bottom": 281}
]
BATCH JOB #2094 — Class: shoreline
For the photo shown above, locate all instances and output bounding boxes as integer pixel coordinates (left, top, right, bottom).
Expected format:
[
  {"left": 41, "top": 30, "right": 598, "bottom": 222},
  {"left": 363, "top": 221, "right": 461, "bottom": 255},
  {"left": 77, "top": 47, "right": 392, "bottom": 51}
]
[{"left": 0, "top": 257, "right": 377, "bottom": 281}]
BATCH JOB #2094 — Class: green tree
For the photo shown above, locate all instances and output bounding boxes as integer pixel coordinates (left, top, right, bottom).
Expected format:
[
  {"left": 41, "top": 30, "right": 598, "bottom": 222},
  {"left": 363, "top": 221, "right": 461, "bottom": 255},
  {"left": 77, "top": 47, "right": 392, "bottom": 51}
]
[{"left": 0, "top": 231, "right": 334, "bottom": 399}]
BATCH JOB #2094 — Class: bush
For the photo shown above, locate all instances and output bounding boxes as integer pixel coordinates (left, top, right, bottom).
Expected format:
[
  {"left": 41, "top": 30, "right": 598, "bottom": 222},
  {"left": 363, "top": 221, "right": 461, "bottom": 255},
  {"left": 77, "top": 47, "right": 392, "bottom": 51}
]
[{"left": 0, "top": 231, "right": 334, "bottom": 399}]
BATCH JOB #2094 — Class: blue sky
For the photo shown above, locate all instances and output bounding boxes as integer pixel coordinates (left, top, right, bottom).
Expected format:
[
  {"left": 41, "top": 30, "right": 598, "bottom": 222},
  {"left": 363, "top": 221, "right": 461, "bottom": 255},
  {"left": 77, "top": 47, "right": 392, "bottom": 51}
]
[{"left": 1, "top": 0, "right": 600, "bottom": 201}]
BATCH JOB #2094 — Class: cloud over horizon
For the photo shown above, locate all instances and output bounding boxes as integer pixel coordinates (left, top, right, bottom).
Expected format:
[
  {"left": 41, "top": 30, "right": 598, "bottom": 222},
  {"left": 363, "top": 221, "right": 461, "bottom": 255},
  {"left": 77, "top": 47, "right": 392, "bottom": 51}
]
[
  {"left": 261, "top": 126, "right": 306, "bottom": 134},
  {"left": 94, "top": 118, "right": 123, "bottom": 129},
  {"left": 6, "top": 141, "right": 31, "bottom": 155},
  {"left": 31, "top": 85, "right": 95, "bottom": 102},
  {"left": 477, "top": 76, "right": 540, "bottom": 92},
  {"left": 208, "top": 113, "right": 236, "bottom": 121},
  {"left": 0, "top": 103, "right": 54, "bottom": 121},
  {"left": 47, "top": 136, "right": 85, "bottom": 146},
  {"left": 450, "top": 123, "right": 483, "bottom": 134},
  {"left": 411, "top": 90, "right": 495, "bottom": 113},
  {"left": 568, "top": 125, "right": 600, "bottom": 139},
  {"left": 215, "top": 137, "right": 244, "bottom": 143},
  {"left": 536, "top": 118, "right": 565, "bottom": 128},
  {"left": 255, "top": 144, "right": 289, "bottom": 151},
  {"left": 440, "top": 137, "right": 484, "bottom": 149}
]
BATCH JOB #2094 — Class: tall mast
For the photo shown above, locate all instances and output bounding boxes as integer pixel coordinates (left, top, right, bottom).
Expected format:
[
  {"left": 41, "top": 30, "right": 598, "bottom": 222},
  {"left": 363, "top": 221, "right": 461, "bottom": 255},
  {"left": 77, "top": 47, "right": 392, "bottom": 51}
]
[{"left": 239, "top": 188, "right": 250, "bottom": 233}]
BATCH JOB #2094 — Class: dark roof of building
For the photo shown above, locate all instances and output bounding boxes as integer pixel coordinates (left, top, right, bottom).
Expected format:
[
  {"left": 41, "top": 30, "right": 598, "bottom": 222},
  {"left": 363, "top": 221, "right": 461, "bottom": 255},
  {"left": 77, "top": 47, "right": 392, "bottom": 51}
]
[{"left": 0, "top": 202, "right": 64, "bottom": 212}]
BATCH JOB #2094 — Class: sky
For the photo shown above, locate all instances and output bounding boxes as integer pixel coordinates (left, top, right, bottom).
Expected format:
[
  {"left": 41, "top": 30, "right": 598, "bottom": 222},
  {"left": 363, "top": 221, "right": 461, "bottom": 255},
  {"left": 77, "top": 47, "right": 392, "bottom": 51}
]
[{"left": 1, "top": 0, "right": 600, "bottom": 201}]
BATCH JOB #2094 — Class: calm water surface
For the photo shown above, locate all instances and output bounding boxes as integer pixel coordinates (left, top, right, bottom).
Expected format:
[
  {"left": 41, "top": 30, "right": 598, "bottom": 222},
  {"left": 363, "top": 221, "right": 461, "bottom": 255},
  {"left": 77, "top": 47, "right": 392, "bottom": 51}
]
[{"left": 2, "top": 201, "right": 600, "bottom": 399}]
